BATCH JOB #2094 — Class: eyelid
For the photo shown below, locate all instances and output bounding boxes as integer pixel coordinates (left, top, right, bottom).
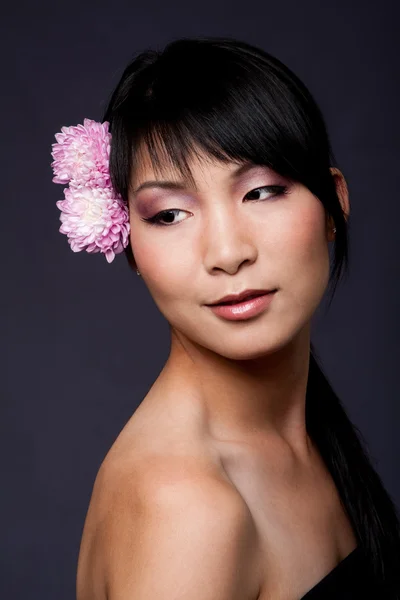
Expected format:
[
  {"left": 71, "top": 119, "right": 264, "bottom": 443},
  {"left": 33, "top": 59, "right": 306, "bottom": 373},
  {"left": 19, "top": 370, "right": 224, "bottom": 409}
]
[
  {"left": 140, "top": 208, "right": 189, "bottom": 227},
  {"left": 243, "top": 183, "right": 289, "bottom": 201},
  {"left": 141, "top": 184, "right": 289, "bottom": 226}
]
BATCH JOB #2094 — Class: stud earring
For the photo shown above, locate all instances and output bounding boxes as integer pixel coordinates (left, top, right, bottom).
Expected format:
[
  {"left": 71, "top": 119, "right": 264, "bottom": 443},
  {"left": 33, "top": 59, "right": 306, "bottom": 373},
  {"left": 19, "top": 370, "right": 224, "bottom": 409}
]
[{"left": 136, "top": 269, "right": 141, "bottom": 276}]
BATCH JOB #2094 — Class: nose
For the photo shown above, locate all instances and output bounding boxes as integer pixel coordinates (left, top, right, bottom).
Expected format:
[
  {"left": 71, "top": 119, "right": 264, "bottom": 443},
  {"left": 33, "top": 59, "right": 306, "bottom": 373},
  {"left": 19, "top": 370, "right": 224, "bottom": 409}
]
[{"left": 203, "top": 205, "right": 258, "bottom": 275}]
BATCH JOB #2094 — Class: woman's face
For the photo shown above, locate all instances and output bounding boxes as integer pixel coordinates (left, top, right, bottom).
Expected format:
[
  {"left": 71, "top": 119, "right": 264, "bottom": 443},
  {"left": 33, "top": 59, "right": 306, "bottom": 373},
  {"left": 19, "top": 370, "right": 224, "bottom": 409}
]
[{"left": 128, "top": 148, "right": 339, "bottom": 360}]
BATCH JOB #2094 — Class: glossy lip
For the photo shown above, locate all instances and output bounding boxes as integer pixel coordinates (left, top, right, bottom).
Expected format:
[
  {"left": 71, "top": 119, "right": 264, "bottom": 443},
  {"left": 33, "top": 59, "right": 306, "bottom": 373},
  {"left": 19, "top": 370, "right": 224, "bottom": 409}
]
[
  {"left": 205, "top": 290, "right": 276, "bottom": 321},
  {"left": 206, "top": 288, "right": 276, "bottom": 306}
]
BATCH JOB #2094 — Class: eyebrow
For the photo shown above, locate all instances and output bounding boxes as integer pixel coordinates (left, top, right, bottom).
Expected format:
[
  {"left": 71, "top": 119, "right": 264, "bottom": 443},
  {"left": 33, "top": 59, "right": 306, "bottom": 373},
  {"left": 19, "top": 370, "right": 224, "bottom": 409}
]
[{"left": 131, "top": 162, "right": 263, "bottom": 195}]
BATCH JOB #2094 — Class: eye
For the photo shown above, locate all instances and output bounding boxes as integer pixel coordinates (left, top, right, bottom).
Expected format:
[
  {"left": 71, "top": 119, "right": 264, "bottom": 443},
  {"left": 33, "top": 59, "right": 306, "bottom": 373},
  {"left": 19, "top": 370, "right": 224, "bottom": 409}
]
[
  {"left": 141, "top": 185, "right": 289, "bottom": 227},
  {"left": 244, "top": 185, "right": 288, "bottom": 201},
  {"left": 140, "top": 208, "right": 188, "bottom": 227}
]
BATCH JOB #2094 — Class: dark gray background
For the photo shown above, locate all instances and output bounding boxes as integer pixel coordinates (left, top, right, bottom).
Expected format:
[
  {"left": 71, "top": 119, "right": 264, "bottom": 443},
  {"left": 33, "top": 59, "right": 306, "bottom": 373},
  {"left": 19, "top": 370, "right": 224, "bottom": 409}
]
[{"left": 1, "top": 0, "right": 399, "bottom": 598}]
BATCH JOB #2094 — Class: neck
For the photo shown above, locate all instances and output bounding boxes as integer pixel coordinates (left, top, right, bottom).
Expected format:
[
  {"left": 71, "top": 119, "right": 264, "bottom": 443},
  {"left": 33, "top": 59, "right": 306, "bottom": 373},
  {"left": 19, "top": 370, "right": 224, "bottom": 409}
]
[{"left": 160, "top": 323, "right": 313, "bottom": 459}]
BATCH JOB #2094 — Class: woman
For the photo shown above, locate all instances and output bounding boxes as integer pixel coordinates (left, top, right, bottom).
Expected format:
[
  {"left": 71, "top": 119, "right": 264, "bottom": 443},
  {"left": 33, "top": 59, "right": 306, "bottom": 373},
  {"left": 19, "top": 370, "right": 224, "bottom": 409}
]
[{"left": 52, "top": 37, "right": 400, "bottom": 599}]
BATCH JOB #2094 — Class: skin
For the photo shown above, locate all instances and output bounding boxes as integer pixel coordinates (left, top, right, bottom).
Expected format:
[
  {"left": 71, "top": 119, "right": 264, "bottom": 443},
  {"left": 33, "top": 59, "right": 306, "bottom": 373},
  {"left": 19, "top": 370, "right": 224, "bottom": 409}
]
[
  {"left": 128, "top": 146, "right": 349, "bottom": 455},
  {"left": 76, "top": 144, "right": 353, "bottom": 600}
]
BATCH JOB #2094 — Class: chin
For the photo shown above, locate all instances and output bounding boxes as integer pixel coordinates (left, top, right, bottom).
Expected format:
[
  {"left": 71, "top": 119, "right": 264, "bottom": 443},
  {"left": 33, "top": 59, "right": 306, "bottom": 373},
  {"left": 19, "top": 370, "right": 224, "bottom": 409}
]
[{"left": 191, "top": 320, "right": 300, "bottom": 361}]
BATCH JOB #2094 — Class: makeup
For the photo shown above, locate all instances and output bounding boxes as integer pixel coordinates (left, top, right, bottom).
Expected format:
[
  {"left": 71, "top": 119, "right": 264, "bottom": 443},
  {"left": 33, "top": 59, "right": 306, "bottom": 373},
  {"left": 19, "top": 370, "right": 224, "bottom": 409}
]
[{"left": 205, "top": 290, "right": 276, "bottom": 321}]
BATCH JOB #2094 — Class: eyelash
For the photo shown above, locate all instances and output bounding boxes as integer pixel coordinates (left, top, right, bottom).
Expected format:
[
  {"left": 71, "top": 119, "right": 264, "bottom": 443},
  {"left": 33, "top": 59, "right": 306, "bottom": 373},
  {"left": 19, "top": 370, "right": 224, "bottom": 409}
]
[{"left": 140, "top": 185, "right": 289, "bottom": 227}]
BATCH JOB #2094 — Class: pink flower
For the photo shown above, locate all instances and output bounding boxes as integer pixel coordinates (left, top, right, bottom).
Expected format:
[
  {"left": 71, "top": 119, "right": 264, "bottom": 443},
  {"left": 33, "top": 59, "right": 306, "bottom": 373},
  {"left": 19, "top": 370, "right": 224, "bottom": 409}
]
[
  {"left": 51, "top": 119, "right": 111, "bottom": 187},
  {"left": 56, "top": 185, "right": 130, "bottom": 263},
  {"left": 51, "top": 118, "right": 131, "bottom": 263}
]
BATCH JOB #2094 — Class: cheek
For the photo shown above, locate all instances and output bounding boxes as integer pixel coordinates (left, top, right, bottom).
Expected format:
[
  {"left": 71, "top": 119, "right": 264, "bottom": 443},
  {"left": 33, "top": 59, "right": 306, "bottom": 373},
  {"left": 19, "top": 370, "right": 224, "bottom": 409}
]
[
  {"left": 129, "top": 224, "right": 193, "bottom": 302},
  {"left": 274, "top": 201, "right": 330, "bottom": 305},
  {"left": 130, "top": 230, "right": 166, "bottom": 284},
  {"left": 285, "top": 206, "right": 327, "bottom": 261}
]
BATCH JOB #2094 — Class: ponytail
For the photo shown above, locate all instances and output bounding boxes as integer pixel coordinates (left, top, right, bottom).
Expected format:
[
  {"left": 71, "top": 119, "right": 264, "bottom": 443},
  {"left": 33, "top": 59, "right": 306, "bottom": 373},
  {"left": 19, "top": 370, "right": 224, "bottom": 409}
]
[{"left": 307, "top": 344, "right": 400, "bottom": 597}]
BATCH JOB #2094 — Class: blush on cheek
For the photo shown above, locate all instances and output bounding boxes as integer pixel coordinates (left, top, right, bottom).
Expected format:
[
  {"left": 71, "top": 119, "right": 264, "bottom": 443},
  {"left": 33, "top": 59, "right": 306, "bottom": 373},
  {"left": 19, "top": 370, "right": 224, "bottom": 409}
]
[
  {"left": 293, "top": 199, "right": 327, "bottom": 248},
  {"left": 278, "top": 201, "right": 329, "bottom": 293},
  {"left": 129, "top": 231, "right": 161, "bottom": 274}
]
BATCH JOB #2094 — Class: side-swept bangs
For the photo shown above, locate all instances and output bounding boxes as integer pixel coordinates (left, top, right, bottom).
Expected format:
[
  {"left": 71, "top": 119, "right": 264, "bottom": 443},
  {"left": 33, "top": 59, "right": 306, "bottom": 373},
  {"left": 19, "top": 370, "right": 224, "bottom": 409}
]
[{"left": 103, "top": 37, "right": 348, "bottom": 297}]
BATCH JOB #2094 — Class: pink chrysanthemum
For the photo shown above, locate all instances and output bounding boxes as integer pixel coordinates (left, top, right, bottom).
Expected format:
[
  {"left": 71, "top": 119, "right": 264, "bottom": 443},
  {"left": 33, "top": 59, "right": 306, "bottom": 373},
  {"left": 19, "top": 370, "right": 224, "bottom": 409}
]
[
  {"left": 56, "top": 185, "right": 130, "bottom": 263},
  {"left": 51, "top": 118, "right": 131, "bottom": 263},
  {"left": 51, "top": 118, "right": 111, "bottom": 187}
]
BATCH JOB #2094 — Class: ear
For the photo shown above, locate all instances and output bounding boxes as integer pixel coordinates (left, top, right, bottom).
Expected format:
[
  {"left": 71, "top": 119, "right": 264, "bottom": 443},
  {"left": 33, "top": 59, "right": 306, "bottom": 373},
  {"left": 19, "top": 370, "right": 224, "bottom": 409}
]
[
  {"left": 124, "top": 243, "right": 138, "bottom": 271},
  {"left": 327, "top": 167, "right": 350, "bottom": 241}
]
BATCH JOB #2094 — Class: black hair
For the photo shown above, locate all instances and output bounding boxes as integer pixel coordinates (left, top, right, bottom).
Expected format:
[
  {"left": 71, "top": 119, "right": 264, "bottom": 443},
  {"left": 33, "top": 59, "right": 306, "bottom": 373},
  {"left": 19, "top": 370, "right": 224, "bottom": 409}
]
[{"left": 103, "top": 36, "right": 400, "bottom": 596}]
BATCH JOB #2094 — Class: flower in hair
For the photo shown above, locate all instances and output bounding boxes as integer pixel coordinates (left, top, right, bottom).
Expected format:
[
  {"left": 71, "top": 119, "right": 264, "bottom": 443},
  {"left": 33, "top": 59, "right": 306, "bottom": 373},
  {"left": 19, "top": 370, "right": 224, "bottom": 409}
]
[
  {"left": 51, "top": 119, "right": 112, "bottom": 187},
  {"left": 51, "top": 118, "right": 130, "bottom": 263}
]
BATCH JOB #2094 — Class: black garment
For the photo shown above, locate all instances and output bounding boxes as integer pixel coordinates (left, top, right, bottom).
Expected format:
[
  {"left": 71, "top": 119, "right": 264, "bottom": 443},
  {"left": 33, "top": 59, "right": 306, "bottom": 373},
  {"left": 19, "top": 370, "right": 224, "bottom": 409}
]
[{"left": 299, "top": 546, "right": 382, "bottom": 599}]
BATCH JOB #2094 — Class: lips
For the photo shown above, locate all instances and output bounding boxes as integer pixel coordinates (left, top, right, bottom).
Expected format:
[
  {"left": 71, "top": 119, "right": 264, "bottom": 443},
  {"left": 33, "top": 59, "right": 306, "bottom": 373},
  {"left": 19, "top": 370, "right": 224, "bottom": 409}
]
[
  {"left": 218, "top": 293, "right": 267, "bottom": 305},
  {"left": 207, "top": 289, "right": 276, "bottom": 306},
  {"left": 206, "top": 289, "right": 276, "bottom": 320}
]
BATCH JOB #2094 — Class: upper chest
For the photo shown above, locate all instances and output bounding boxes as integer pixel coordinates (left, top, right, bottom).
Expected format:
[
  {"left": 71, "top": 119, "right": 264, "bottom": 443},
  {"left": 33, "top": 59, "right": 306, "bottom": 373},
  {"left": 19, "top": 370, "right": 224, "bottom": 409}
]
[{"left": 215, "top": 439, "right": 358, "bottom": 600}]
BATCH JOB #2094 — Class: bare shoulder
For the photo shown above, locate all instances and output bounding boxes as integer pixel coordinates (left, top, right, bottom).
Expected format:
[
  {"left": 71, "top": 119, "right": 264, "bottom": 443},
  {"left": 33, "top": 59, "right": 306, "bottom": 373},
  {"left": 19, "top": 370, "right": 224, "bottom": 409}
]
[{"left": 77, "top": 446, "right": 260, "bottom": 600}]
